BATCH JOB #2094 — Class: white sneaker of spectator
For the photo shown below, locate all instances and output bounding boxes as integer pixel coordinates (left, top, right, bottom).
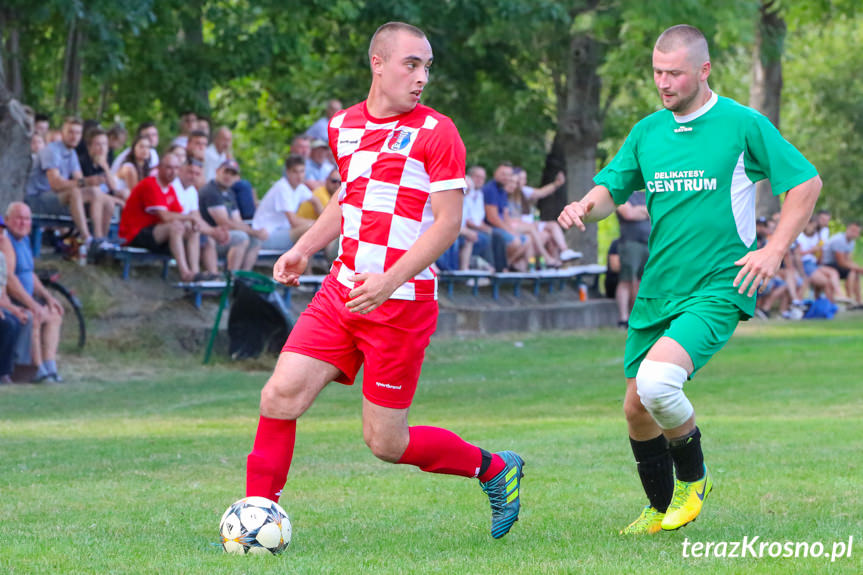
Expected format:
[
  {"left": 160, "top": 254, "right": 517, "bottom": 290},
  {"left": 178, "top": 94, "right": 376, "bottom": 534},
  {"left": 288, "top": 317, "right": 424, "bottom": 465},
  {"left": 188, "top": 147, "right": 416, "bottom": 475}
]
[{"left": 559, "top": 249, "right": 581, "bottom": 262}]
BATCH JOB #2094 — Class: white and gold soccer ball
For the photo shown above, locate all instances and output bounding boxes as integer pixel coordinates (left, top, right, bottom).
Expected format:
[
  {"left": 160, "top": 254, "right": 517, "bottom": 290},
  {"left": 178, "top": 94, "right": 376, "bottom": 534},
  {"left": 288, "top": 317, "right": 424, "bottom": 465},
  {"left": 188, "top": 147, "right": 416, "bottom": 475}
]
[{"left": 219, "top": 496, "right": 292, "bottom": 555}]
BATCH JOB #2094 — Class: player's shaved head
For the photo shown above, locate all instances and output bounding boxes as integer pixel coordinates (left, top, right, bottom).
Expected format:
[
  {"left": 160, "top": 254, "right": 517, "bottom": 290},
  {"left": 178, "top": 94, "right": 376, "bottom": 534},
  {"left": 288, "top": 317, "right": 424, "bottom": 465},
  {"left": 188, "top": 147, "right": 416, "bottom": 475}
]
[
  {"left": 655, "top": 24, "right": 710, "bottom": 68},
  {"left": 368, "top": 21, "right": 427, "bottom": 63}
]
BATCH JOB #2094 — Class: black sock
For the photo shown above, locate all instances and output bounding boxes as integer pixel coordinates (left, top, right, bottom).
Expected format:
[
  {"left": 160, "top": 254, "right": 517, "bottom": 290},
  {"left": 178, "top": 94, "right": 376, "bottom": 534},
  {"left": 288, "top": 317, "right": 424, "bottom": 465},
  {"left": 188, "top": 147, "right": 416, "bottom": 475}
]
[
  {"left": 478, "top": 449, "right": 492, "bottom": 478},
  {"left": 630, "top": 435, "right": 674, "bottom": 513},
  {"left": 668, "top": 426, "right": 704, "bottom": 482}
]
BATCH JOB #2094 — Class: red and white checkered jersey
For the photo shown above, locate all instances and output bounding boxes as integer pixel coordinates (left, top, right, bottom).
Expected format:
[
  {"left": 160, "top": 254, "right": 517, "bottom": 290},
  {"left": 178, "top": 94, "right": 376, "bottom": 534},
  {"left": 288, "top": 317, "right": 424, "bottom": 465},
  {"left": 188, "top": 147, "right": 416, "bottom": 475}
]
[{"left": 327, "top": 101, "right": 467, "bottom": 301}]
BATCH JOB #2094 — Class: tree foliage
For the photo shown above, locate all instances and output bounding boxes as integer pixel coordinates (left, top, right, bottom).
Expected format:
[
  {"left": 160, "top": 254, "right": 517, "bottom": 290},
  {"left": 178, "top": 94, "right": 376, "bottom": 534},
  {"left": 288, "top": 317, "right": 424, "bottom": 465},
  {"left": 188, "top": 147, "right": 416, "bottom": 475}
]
[{"left": 1, "top": 0, "right": 860, "bottom": 222}]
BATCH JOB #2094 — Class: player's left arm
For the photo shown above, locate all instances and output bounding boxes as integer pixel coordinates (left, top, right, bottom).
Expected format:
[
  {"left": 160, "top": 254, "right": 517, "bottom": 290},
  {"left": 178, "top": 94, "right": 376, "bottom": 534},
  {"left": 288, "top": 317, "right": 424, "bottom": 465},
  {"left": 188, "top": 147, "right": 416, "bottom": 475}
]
[
  {"left": 734, "top": 175, "right": 822, "bottom": 296},
  {"left": 347, "top": 188, "right": 462, "bottom": 314}
]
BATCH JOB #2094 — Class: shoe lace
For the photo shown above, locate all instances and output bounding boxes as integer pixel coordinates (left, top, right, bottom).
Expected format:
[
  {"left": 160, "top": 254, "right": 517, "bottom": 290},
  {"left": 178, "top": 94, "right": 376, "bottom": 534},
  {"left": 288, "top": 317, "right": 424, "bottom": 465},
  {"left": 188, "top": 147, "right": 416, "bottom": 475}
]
[
  {"left": 669, "top": 480, "right": 691, "bottom": 509},
  {"left": 482, "top": 480, "right": 506, "bottom": 514}
]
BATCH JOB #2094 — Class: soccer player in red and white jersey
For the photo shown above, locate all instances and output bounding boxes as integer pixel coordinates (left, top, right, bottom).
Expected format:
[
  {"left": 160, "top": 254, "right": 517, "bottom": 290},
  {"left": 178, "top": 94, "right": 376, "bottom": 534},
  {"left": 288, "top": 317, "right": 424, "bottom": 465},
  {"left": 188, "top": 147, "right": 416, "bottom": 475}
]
[{"left": 243, "top": 22, "right": 524, "bottom": 540}]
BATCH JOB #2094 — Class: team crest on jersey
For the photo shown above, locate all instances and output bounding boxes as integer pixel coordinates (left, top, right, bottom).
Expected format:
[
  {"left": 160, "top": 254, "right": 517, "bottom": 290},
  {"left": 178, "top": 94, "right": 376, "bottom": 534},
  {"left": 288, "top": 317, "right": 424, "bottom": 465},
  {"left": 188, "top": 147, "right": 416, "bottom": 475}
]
[{"left": 386, "top": 129, "right": 412, "bottom": 151}]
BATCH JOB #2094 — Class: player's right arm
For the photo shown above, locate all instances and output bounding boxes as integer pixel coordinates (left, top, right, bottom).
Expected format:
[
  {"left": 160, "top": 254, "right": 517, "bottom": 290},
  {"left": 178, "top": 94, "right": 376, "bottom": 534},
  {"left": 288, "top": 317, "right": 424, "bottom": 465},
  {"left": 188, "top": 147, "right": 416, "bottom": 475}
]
[
  {"left": 273, "top": 197, "right": 341, "bottom": 286},
  {"left": 557, "top": 185, "right": 617, "bottom": 231}
]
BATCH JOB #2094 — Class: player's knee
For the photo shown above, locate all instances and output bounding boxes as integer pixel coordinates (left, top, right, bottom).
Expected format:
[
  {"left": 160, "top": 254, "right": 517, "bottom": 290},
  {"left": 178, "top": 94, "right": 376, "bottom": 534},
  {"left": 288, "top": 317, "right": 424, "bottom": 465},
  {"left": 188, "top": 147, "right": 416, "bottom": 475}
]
[
  {"left": 635, "top": 359, "right": 692, "bottom": 429},
  {"left": 259, "top": 377, "right": 307, "bottom": 420},
  {"left": 363, "top": 433, "right": 401, "bottom": 463},
  {"left": 363, "top": 426, "right": 406, "bottom": 463},
  {"left": 623, "top": 387, "right": 649, "bottom": 422}
]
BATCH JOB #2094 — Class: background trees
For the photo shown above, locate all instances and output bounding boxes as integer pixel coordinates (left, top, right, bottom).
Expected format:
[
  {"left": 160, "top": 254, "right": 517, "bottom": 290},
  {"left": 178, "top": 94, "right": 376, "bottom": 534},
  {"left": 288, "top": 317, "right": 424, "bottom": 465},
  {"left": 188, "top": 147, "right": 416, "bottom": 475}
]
[{"left": 1, "top": 1, "right": 860, "bottom": 258}]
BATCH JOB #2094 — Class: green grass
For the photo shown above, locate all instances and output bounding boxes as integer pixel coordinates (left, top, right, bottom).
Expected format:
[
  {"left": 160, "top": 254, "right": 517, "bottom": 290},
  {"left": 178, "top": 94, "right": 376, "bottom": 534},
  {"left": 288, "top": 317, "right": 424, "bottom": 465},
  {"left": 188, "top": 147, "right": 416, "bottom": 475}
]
[{"left": 2, "top": 318, "right": 862, "bottom": 574}]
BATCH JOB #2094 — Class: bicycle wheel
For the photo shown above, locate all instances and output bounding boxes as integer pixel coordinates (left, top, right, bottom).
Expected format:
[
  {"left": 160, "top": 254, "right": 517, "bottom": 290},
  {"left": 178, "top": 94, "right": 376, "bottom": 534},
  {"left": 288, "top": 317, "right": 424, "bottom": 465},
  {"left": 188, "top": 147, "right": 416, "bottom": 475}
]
[{"left": 44, "top": 280, "right": 87, "bottom": 352}]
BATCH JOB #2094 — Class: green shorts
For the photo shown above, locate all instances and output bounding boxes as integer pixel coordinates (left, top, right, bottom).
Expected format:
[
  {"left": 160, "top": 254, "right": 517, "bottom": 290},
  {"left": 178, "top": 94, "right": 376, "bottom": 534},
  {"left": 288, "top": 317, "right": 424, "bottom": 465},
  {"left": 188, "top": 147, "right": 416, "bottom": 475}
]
[{"left": 623, "top": 295, "right": 746, "bottom": 379}]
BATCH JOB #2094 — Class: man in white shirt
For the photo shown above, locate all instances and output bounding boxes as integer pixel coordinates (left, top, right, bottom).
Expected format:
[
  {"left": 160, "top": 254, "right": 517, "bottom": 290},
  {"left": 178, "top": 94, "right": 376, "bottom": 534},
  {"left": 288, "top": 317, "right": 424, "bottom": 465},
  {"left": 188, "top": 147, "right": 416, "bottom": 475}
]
[
  {"left": 460, "top": 165, "right": 494, "bottom": 269},
  {"left": 204, "top": 127, "right": 233, "bottom": 183},
  {"left": 253, "top": 155, "right": 322, "bottom": 252}
]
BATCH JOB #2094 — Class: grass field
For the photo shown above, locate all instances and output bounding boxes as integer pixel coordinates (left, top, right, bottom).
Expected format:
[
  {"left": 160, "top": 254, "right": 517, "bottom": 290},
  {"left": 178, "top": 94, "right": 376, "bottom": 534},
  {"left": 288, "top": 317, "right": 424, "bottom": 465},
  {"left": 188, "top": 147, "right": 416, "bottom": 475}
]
[{"left": 1, "top": 316, "right": 862, "bottom": 574}]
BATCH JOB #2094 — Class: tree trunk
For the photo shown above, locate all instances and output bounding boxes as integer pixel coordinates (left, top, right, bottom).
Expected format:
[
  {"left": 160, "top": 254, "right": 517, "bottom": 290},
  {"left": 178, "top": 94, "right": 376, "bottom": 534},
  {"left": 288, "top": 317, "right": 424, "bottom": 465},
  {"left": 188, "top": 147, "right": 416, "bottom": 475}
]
[
  {"left": 181, "top": 0, "right": 210, "bottom": 114},
  {"left": 0, "top": 70, "right": 32, "bottom": 211},
  {"left": 750, "top": 0, "right": 785, "bottom": 218},
  {"left": 56, "top": 18, "right": 84, "bottom": 114},
  {"left": 552, "top": 32, "right": 603, "bottom": 263},
  {"left": 0, "top": 11, "right": 23, "bottom": 100},
  {"left": 66, "top": 22, "right": 83, "bottom": 115}
]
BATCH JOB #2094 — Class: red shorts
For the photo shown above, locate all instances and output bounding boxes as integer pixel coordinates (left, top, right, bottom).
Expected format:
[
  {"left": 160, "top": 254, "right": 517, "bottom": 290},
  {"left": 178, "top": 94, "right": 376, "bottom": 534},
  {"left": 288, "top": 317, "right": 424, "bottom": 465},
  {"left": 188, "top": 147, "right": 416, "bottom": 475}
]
[{"left": 282, "top": 275, "right": 438, "bottom": 409}]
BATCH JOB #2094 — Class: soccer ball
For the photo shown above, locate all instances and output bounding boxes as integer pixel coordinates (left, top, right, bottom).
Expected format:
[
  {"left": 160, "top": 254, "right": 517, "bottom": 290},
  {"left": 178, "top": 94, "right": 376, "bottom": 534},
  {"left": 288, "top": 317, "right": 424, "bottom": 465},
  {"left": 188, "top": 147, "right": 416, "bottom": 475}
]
[{"left": 219, "top": 496, "right": 292, "bottom": 555}]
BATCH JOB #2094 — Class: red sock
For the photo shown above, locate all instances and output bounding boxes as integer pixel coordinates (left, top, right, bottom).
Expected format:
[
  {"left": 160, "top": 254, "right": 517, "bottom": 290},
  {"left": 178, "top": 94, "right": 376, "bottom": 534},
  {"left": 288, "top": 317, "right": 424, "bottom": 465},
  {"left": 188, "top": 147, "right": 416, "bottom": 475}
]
[
  {"left": 246, "top": 416, "right": 296, "bottom": 502},
  {"left": 397, "top": 425, "right": 502, "bottom": 480},
  {"left": 479, "top": 453, "right": 506, "bottom": 483}
]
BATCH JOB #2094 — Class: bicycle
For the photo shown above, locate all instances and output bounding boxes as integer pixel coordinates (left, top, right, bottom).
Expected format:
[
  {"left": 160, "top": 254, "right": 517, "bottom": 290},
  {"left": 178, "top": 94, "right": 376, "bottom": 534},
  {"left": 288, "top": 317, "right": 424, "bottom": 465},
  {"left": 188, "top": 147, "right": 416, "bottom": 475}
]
[{"left": 37, "top": 269, "right": 86, "bottom": 351}]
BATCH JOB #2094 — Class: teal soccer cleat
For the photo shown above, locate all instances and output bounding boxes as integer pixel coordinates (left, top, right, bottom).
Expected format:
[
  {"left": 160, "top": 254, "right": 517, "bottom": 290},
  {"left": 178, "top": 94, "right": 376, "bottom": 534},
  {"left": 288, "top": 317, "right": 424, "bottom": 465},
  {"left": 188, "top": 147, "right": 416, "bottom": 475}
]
[{"left": 480, "top": 451, "right": 524, "bottom": 539}]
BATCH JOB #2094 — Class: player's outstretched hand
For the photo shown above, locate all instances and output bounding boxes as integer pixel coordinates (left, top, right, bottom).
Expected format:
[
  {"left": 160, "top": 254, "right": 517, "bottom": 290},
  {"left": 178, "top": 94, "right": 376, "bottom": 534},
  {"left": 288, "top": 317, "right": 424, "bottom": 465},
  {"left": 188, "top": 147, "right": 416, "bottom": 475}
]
[
  {"left": 733, "top": 247, "right": 784, "bottom": 297},
  {"left": 346, "top": 272, "right": 398, "bottom": 314},
  {"left": 558, "top": 200, "right": 595, "bottom": 232},
  {"left": 273, "top": 249, "right": 308, "bottom": 286}
]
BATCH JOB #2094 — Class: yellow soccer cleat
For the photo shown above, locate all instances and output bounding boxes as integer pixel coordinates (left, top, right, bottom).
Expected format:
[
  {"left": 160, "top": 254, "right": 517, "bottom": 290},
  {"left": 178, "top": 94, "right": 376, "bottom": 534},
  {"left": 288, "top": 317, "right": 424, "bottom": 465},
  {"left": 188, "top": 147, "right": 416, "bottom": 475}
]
[
  {"left": 620, "top": 505, "right": 666, "bottom": 535},
  {"left": 661, "top": 465, "right": 713, "bottom": 531}
]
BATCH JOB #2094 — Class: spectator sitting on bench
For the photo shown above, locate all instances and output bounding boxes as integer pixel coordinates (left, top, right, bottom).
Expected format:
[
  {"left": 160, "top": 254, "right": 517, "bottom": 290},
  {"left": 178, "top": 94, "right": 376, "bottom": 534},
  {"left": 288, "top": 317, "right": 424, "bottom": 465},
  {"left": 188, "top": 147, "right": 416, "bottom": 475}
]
[
  {"left": 107, "top": 124, "right": 127, "bottom": 166},
  {"left": 196, "top": 117, "right": 211, "bottom": 139},
  {"left": 171, "top": 110, "right": 198, "bottom": 148},
  {"left": 795, "top": 216, "right": 841, "bottom": 302},
  {"left": 167, "top": 144, "right": 187, "bottom": 167},
  {"left": 304, "top": 139, "right": 335, "bottom": 190},
  {"left": 822, "top": 220, "right": 862, "bottom": 307},
  {"left": 111, "top": 122, "right": 160, "bottom": 174},
  {"left": 1, "top": 203, "right": 65, "bottom": 382},
  {"left": 185, "top": 130, "right": 210, "bottom": 185},
  {"left": 507, "top": 167, "right": 564, "bottom": 269},
  {"left": 25, "top": 116, "right": 116, "bottom": 253},
  {"left": 483, "top": 162, "right": 528, "bottom": 271},
  {"left": 174, "top": 155, "right": 227, "bottom": 280},
  {"left": 253, "top": 154, "right": 320, "bottom": 253},
  {"left": 199, "top": 160, "right": 267, "bottom": 271},
  {"left": 297, "top": 166, "right": 339, "bottom": 221},
  {"left": 514, "top": 168, "right": 578, "bottom": 263},
  {"left": 460, "top": 165, "right": 494, "bottom": 270},
  {"left": 116, "top": 135, "right": 153, "bottom": 198},
  {"left": 33, "top": 113, "right": 50, "bottom": 139},
  {"left": 118, "top": 153, "right": 202, "bottom": 283},
  {"left": 0, "top": 227, "right": 31, "bottom": 384},
  {"left": 204, "top": 127, "right": 232, "bottom": 183},
  {"left": 80, "top": 127, "right": 127, "bottom": 206}
]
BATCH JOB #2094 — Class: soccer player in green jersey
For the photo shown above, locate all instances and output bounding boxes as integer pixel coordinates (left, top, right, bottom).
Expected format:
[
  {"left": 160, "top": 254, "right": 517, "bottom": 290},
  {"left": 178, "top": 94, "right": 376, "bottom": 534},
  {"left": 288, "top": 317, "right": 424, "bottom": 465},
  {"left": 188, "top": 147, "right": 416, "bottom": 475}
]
[{"left": 558, "top": 24, "right": 822, "bottom": 534}]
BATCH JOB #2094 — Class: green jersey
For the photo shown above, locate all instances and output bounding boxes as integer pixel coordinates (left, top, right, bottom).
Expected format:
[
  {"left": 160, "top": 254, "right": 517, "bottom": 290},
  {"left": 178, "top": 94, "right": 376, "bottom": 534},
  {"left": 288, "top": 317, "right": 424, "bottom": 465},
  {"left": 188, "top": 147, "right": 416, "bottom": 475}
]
[{"left": 595, "top": 93, "right": 818, "bottom": 314}]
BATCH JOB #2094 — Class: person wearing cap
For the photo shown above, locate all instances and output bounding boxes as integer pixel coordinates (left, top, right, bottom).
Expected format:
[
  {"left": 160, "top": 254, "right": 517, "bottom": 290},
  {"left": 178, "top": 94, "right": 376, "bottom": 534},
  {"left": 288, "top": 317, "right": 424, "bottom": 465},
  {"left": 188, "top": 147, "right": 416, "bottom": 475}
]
[
  {"left": 304, "top": 138, "right": 335, "bottom": 190},
  {"left": 252, "top": 155, "right": 321, "bottom": 253},
  {"left": 198, "top": 159, "right": 268, "bottom": 271}
]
